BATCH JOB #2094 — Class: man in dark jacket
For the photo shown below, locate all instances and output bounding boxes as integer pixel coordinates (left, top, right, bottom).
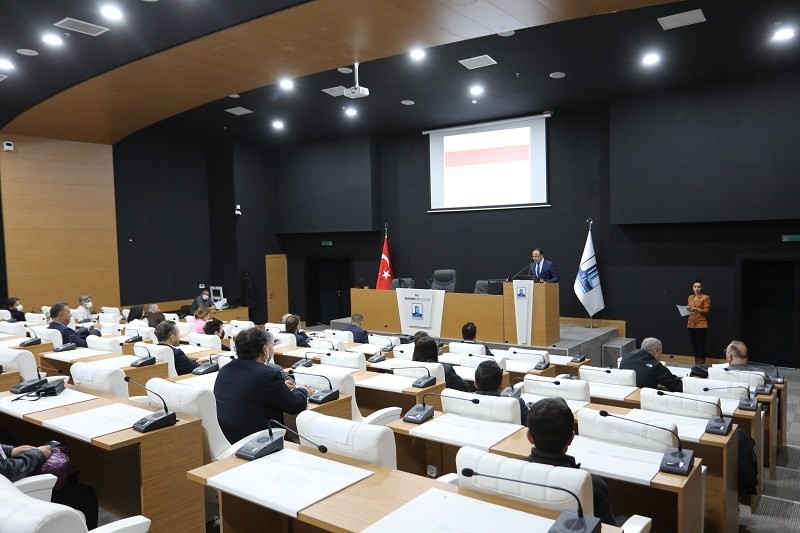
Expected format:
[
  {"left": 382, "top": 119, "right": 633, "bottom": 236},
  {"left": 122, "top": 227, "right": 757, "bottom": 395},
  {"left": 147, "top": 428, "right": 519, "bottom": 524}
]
[
  {"left": 619, "top": 337, "right": 683, "bottom": 392},
  {"left": 343, "top": 313, "right": 369, "bottom": 344},
  {"left": 0, "top": 443, "right": 51, "bottom": 482},
  {"left": 154, "top": 320, "right": 209, "bottom": 375},
  {"left": 48, "top": 302, "right": 101, "bottom": 347},
  {"left": 474, "top": 359, "right": 527, "bottom": 425}
]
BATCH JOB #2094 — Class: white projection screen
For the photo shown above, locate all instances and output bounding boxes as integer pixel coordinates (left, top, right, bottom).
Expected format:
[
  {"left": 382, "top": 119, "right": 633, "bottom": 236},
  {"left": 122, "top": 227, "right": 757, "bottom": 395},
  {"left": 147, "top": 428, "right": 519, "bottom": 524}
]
[{"left": 426, "top": 114, "right": 548, "bottom": 212}]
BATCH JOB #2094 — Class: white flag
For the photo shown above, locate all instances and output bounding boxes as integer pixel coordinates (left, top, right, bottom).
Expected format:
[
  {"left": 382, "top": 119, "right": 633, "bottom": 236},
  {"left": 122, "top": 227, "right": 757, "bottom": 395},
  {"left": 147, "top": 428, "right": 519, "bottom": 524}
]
[{"left": 574, "top": 230, "right": 605, "bottom": 317}]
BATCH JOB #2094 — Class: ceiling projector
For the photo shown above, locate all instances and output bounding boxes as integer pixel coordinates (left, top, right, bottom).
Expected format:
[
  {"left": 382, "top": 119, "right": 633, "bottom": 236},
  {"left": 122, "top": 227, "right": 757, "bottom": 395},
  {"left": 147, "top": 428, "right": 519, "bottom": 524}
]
[{"left": 343, "top": 86, "right": 369, "bottom": 99}]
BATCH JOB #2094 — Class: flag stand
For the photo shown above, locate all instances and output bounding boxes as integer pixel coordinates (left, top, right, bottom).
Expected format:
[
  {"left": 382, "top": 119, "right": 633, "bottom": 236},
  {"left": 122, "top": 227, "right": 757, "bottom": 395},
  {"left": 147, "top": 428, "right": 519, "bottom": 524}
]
[{"left": 576, "top": 217, "right": 604, "bottom": 327}]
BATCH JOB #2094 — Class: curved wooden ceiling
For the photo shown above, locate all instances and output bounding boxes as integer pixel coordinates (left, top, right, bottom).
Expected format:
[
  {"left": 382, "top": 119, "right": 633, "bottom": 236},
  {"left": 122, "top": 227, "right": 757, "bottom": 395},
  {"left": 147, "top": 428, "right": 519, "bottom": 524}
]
[{"left": 1, "top": 0, "right": 675, "bottom": 144}]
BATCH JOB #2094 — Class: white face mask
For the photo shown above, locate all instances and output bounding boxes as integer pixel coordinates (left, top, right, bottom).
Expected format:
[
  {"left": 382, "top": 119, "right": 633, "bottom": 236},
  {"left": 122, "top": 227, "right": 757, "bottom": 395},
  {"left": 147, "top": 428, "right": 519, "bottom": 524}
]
[
  {"left": 83, "top": 301, "right": 93, "bottom": 309},
  {"left": 201, "top": 295, "right": 209, "bottom": 301},
  {"left": 15, "top": 304, "right": 23, "bottom": 312}
]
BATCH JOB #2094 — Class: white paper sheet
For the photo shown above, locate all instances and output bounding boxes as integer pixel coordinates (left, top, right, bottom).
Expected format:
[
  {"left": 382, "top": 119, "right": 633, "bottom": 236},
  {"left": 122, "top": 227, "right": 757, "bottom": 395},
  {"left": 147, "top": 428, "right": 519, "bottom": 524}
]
[
  {"left": 588, "top": 382, "right": 637, "bottom": 401},
  {"left": 676, "top": 305, "right": 691, "bottom": 317},
  {"left": 43, "top": 403, "right": 154, "bottom": 442},
  {"left": 667, "top": 365, "right": 693, "bottom": 378},
  {"left": 720, "top": 398, "right": 740, "bottom": 416},
  {"left": 180, "top": 345, "right": 212, "bottom": 355},
  {"left": 628, "top": 409, "right": 707, "bottom": 442},
  {"left": 207, "top": 448, "right": 372, "bottom": 517},
  {"left": 408, "top": 413, "right": 521, "bottom": 451},
  {"left": 86, "top": 355, "right": 138, "bottom": 368},
  {"left": 363, "top": 487, "right": 554, "bottom": 532},
  {"left": 505, "top": 360, "right": 537, "bottom": 374},
  {"left": 568, "top": 435, "right": 661, "bottom": 485},
  {"left": 453, "top": 366, "right": 476, "bottom": 382},
  {"left": 43, "top": 347, "right": 111, "bottom": 362},
  {"left": 178, "top": 373, "right": 219, "bottom": 390},
  {"left": 346, "top": 344, "right": 382, "bottom": 355},
  {"left": 549, "top": 354, "right": 573, "bottom": 365},
  {"left": 520, "top": 393, "right": 587, "bottom": 413},
  {"left": 0, "top": 388, "right": 97, "bottom": 418},
  {"left": 356, "top": 373, "right": 416, "bottom": 392}
]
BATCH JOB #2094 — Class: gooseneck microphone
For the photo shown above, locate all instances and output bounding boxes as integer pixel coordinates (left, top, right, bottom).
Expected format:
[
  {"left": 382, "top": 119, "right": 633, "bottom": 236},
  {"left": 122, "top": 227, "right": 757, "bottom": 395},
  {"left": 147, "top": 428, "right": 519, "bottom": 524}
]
[
  {"left": 19, "top": 326, "right": 42, "bottom": 347},
  {"left": 461, "top": 469, "right": 600, "bottom": 533},
  {"left": 510, "top": 349, "right": 549, "bottom": 370},
  {"left": 598, "top": 410, "right": 693, "bottom": 476},
  {"left": 289, "top": 370, "right": 339, "bottom": 404},
  {"left": 393, "top": 366, "right": 435, "bottom": 388},
  {"left": 501, "top": 376, "right": 525, "bottom": 398},
  {"left": 403, "top": 392, "right": 480, "bottom": 424},
  {"left": 723, "top": 367, "right": 772, "bottom": 395},
  {"left": 124, "top": 376, "right": 177, "bottom": 432},
  {"left": 291, "top": 350, "right": 330, "bottom": 369},
  {"left": 748, "top": 361, "right": 784, "bottom": 384},
  {"left": 269, "top": 420, "right": 328, "bottom": 453},
  {"left": 703, "top": 385, "right": 757, "bottom": 411},
  {"left": 314, "top": 339, "right": 337, "bottom": 351},
  {"left": 124, "top": 328, "right": 143, "bottom": 343},
  {"left": 10, "top": 362, "right": 48, "bottom": 394},
  {"left": 507, "top": 262, "right": 534, "bottom": 282},
  {"left": 656, "top": 390, "right": 732, "bottom": 435},
  {"left": 131, "top": 344, "right": 156, "bottom": 367}
]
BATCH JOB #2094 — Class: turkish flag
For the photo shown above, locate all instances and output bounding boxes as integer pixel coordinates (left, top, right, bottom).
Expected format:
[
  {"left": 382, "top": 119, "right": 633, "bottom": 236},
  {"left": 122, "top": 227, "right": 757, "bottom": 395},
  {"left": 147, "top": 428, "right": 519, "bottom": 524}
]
[{"left": 375, "top": 235, "right": 394, "bottom": 290}]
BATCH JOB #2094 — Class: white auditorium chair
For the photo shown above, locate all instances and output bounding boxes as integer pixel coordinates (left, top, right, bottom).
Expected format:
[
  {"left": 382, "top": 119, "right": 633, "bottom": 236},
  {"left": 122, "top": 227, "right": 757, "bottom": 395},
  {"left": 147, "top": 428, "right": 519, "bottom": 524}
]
[
  {"left": 439, "top": 388, "right": 520, "bottom": 424},
  {"left": 0, "top": 309, "right": 11, "bottom": 320},
  {"left": 295, "top": 411, "right": 397, "bottom": 468},
  {"left": 273, "top": 332, "right": 297, "bottom": 347},
  {"left": 24, "top": 313, "right": 48, "bottom": 325},
  {"left": 707, "top": 367, "right": 767, "bottom": 390},
  {"left": 508, "top": 347, "right": 550, "bottom": 366},
  {"left": 70, "top": 362, "right": 129, "bottom": 399},
  {"left": 391, "top": 358, "right": 446, "bottom": 383},
  {"left": 124, "top": 325, "right": 156, "bottom": 344},
  {"left": 135, "top": 343, "right": 176, "bottom": 377},
  {"left": 459, "top": 352, "right": 506, "bottom": 371},
  {"left": 29, "top": 327, "right": 63, "bottom": 349},
  {"left": 448, "top": 341, "right": 486, "bottom": 355},
  {"left": 578, "top": 366, "right": 637, "bottom": 386},
  {"left": 184, "top": 315, "right": 195, "bottom": 324},
  {"left": 100, "top": 307, "right": 121, "bottom": 315},
  {"left": 124, "top": 318, "right": 149, "bottom": 328},
  {"left": 229, "top": 320, "right": 255, "bottom": 337},
  {"left": 40, "top": 306, "right": 51, "bottom": 317},
  {"left": 639, "top": 387, "right": 720, "bottom": 419},
  {"left": 175, "top": 321, "right": 194, "bottom": 335},
  {"left": 0, "top": 348, "right": 41, "bottom": 381},
  {"left": 0, "top": 321, "right": 26, "bottom": 337},
  {"left": 100, "top": 323, "right": 123, "bottom": 337},
  {"left": 98, "top": 313, "right": 121, "bottom": 324},
  {"left": 264, "top": 322, "right": 285, "bottom": 331},
  {"left": 577, "top": 409, "right": 677, "bottom": 452},
  {"left": 682, "top": 376, "right": 750, "bottom": 400},
  {"left": 516, "top": 375, "right": 590, "bottom": 401},
  {"left": 187, "top": 332, "right": 222, "bottom": 351},
  {"left": 13, "top": 474, "right": 58, "bottom": 502},
  {"left": 310, "top": 338, "right": 345, "bottom": 352},
  {"left": 163, "top": 313, "right": 180, "bottom": 323},
  {"left": 319, "top": 351, "right": 367, "bottom": 371},
  {"left": 324, "top": 328, "right": 354, "bottom": 344},
  {"left": 367, "top": 334, "right": 400, "bottom": 349},
  {"left": 264, "top": 326, "right": 282, "bottom": 334},
  {"left": 121, "top": 309, "right": 129, "bottom": 319},
  {"left": 86, "top": 335, "right": 123, "bottom": 355},
  {"left": 391, "top": 344, "right": 414, "bottom": 360}
]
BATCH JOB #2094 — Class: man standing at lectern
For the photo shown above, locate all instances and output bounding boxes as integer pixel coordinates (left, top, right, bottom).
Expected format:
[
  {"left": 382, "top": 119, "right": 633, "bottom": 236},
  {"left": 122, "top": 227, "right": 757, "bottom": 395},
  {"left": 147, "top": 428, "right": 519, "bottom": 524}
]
[{"left": 528, "top": 248, "right": 560, "bottom": 283}]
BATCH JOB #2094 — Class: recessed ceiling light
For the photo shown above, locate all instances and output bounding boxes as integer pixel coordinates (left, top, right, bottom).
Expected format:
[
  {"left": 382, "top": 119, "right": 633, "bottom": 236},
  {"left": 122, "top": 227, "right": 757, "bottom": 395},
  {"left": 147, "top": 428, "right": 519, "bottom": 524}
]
[
  {"left": 470, "top": 85, "right": 484, "bottom": 96},
  {"left": 42, "top": 33, "right": 63, "bottom": 46},
  {"left": 338, "top": 67, "right": 353, "bottom": 74},
  {"left": 228, "top": 94, "right": 240, "bottom": 99},
  {"left": 345, "top": 107, "right": 357, "bottom": 117},
  {"left": 549, "top": 71, "right": 565, "bottom": 79},
  {"left": 279, "top": 79, "right": 294, "bottom": 90},
  {"left": 497, "top": 30, "right": 515, "bottom": 37},
  {"left": 16, "top": 49, "right": 39, "bottom": 56},
  {"left": 401, "top": 100, "right": 415, "bottom": 106},
  {"left": 472, "top": 99, "right": 478, "bottom": 104},
  {"left": 100, "top": 5, "right": 123, "bottom": 21},
  {"left": 642, "top": 53, "right": 661, "bottom": 66},
  {"left": 773, "top": 27, "right": 795, "bottom": 41},
  {"left": 272, "top": 121, "right": 284, "bottom": 130},
  {"left": 0, "top": 59, "right": 15, "bottom": 71},
  {"left": 409, "top": 49, "right": 425, "bottom": 61}
]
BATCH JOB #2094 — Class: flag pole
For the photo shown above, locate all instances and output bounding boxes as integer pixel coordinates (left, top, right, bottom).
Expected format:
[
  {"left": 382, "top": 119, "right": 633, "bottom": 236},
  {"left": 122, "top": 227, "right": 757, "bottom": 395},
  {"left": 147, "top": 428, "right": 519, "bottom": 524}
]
[
  {"left": 586, "top": 218, "right": 594, "bottom": 329},
  {"left": 384, "top": 223, "right": 388, "bottom": 239}
]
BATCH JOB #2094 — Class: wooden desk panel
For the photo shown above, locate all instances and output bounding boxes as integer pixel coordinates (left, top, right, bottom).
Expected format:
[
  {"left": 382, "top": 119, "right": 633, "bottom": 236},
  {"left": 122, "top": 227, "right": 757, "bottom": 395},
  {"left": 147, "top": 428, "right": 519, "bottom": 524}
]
[
  {"left": 440, "top": 292, "right": 504, "bottom": 340},
  {"left": 351, "top": 288, "right": 401, "bottom": 332},
  {"left": 0, "top": 371, "right": 21, "bottom": 392},
  {"left": 210, "top": 307, "right": 250, "bottom": 322}
]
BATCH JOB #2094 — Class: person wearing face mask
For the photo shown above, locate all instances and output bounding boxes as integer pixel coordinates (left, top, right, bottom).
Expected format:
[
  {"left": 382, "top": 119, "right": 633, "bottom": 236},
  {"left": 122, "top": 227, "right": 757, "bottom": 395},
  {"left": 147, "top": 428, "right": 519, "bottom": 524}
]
[
  {"left": 5, "top": 298, "right": 26, "bottom": 322},
  {"left": 190, "top": 288, "right": 211, "bottom": 314},
  {"left": 154, "top": 320, "right": 210, "bottom": 375},
  {"left": 72, "top": 294, "right": 95, "bottom": 323}
]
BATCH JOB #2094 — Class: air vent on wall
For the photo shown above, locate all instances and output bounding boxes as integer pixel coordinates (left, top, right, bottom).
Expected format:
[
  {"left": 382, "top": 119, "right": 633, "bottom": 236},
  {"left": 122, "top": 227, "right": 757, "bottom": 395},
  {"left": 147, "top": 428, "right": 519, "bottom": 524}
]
[
  {"left": 658, "top": 9, "right": 706, "bottom": 31},
  {"left": 225, "top": 107, "right": 253, "bottom": 116},
  {"left": 459, "top": 55, "right": 497, "bottom": 70},
  {"left": 54, "top": 18, "right": 110, "bottom": 37}
]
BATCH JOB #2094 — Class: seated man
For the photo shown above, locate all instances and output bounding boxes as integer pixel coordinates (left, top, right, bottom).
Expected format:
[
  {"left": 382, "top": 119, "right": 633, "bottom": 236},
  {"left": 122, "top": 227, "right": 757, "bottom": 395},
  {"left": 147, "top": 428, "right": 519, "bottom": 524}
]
[
  {"left": 461, "top": 321, "right": 493, "bottom": 355},
  {"left": 525, "top": 397, "right": 619, "bottom": 526},
  {"left": 144, "top": 303, "right": 165, "bottom": 328},
  {"left": 285, "top": 314, "right": 310, "bottom": 348},
  {"left": 0, "top": 442, "right": 52, "bottom": 482},
  {"left": 619, "top": 337, "right": 682, "bottom": 392},
  {"left": 154, "top": 320, "right": 209, "bottom": 375},
  {"left": 214, "top": 328, "right": 313, "bottom": 443},
  {"left": 474, "top": 360, "right": 527, "bottom": 425},
  {"left": 343, "top": 313, "right": 369, "bottom": 344},
  {"left": 190, "top": 288, "right": 210, "bottom": 314},
  {"left": 71, "top": 294, "right": 95, "bottom": 323},
  {"left": 48, "top": 302, "right": 101, "bottom": 347}
]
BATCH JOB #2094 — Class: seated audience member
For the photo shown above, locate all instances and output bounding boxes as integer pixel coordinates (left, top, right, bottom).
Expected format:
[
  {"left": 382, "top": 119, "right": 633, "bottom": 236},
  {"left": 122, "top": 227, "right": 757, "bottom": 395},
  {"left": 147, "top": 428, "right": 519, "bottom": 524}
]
[
  {"left": 724, "top": 338, "right": 772, "bottom": 385},
  {"left": 144, "top": 303, "right": 165, "bottom": 328},
  {"left": 461, "top": 321, "right": 493, "bottom": 355},
  {"left": 48, "top": 302, "right": 101, "bottom": 347},
  {"left": 190, "top": 289, "right": 210, "bottom": 314},
  {"left": 413, "top": 336, "right": 471, "bottom": 392},
  {"left": 474, "top": 359, "right": 528, "bottom": 424},
  {"left": 72, "top": 294, "right": 95, "bottom": 323},
  {"left": 126, "top": 304, "right": 145, "bottom": 322},
  {"left": 343, "top": 313, "right": 369, "bottom": 344},
  {"left": 0, "top": 441, "right": 52, "bottom": 482},
  {"left": 155, "top": 320, "right": 209, "bottom": 375},
  {"left": 214, "top": 328, "right": 312, "bottom": 443},
  {"left": 619, "top": 337, "right": 682, "bottom": 392},
  {"left": 285, "top": 314, "right": 310, "bottom": 348},
  {"left": 525, "top": 398, "right": 619, "bottom": 526},
  {"left": 193, "top": 306, "right": 210, "bottom": 333},
  {"left": 5, "top": 298, "right": 26, "bottom": 321},
  {"left": 281, "top": 313, "right": 293, "bottom": 323},
  {"left": 412, "top": 330, "right": 429, "bottom": 343},
  {"left": 203, "top": 318, "right": 230, "bottom": 351}
]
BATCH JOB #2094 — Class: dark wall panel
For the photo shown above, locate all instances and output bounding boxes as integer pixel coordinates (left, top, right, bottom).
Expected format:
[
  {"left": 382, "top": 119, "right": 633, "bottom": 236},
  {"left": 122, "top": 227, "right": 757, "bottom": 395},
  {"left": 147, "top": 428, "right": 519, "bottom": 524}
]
[{"left": 207, "top": 140, "right": 239, "bottom": 304}]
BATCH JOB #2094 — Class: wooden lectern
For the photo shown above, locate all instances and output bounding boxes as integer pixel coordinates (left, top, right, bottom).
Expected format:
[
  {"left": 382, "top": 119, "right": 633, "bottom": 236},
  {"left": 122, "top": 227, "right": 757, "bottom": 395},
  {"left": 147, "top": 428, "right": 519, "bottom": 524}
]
[{"left": 502, "top": 282, "right": 560, "bottom": 346}]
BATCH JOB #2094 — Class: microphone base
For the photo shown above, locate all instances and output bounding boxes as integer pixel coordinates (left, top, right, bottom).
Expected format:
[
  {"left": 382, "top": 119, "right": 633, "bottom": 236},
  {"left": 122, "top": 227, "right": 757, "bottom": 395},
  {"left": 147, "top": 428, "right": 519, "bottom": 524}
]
[
  {"left": 500, "top": 386, "right": 522, "bottom": 398},
  {"left": 192, "top": 362, "right": 220, "bottom": 375},
  {"left": 291, "top": 359, "right": 314, "bottom": 369},
  {"left": 308, "top": 389, "right": 339, "bottom": 404},
  {"left": 412, "top": 376, "right": 436, "bottom": 388},
  {"left": 37, "top": 379, "right": 66, "bottom": 397},
  {"left": 533, "top": 362, "right": 550, "bottom": 370},
  {"left": 549, "top": 511, "right": 601, "bottom": 533},
  {"left": 738, "top": 397, "right": 758, "bottom": 411},
  {"left": 124, "top": 336, "right": 143, "bottom": 344},
  {"left": 130, "top": 356, "right": 156, "bottom": 367},
  {"left": 660, "top": 447, "right": 693, "bottom": 476},
  {"left": 19, "top": 338, "right": 42, "bottom": 347},
  {"left": 133, "top": 411, "right": 177, "bottom": 433},
  {"left": 755, "top": 383, "right": 773, "bottom": 396},
  {"left": 772, "top": 376, "right": 785, "bottom": 384},
  {"left": 706, "top": 416, "right": 733, "bottom": 436},
  {"left": 569, "top": 355, "right": 586, "bottom": 363},
  {"left": 402, "top": 404, "right": 434, "bottom": 424},
  {"left": 11, "top": 377, "right": 48, "bottom": 394},
  {"left": 236, "top": 433, "right": 284, "bottom": 461},
  {"left": 368, "top": 354, "right": 386, "bottom": 363}
]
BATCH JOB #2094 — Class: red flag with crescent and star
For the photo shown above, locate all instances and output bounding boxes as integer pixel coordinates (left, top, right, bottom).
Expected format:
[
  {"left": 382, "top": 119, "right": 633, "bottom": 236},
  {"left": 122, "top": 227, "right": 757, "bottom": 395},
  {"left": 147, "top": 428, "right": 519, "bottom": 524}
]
[{"left": 376, "top": 228, "right": 394, "bottom": 290}]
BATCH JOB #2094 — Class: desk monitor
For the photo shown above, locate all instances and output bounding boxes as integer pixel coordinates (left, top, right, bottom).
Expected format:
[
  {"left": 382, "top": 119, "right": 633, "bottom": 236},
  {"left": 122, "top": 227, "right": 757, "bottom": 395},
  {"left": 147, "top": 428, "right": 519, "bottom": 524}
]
[
  {"left": 210, "top": 286, "right": 224, "bottom": 302},
  {"left": 486, "top": 279, "right": 505, "bottom": 295}
]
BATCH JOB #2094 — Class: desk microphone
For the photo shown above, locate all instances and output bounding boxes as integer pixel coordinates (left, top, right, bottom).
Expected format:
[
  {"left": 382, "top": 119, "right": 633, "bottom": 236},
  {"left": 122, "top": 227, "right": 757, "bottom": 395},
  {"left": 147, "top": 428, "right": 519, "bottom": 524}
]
[
  {"left": 19, "top": 326, "right": 42, "bottom": 347},
  {"left": 510, "top": 349, "right": 549, "bottom": 370},
  {"left": 291, "top": 350, "right": 329, "bottom": 369},
  {"left": 402, "top": 392, "right": 479, "bottom": 424},
  {"left": 34, "top": 366, "right": 66, "bottom": 397},
  {"left": 191, "top": 353, "right": 235, "bottom": 375},
  {"left": 702, "top": 385, "right": 757, "bottom": 411},
  {"left": 312, "top": 339, "right": 337, "bottom": 351},
  {"left": 124, "top": 376, "right": 177, "bottom": 432},
  {"left": 289, "top": 370, "right": 339, "bottom": 404},
  {"left": 507, "top": 262, "right": 534, "bottom": 282},
  {"left": 235, "top": 419, "right": 328, "bottom": 460},
  {"left": 393, "top": 366, "right": 435, "bottom": 388},
  {"left": 131, "top": 345, "right": 156, "bottom": 367},
  {"left": 723, "top": 367, "right": 771, "bottom": 395},
  {"left": 369, "top": 335, "right": 395, "bottom": 354},
  {"left": 656, "top": 390, "right": 732, "bottom": 435},
  {"left": 501, "top": 376, "right": 525, "bottom": 398},
  {"left": 124, "top": 328, "right": 143, "bottom": 344},
  {"left": 748, "top": 361, "right": 784, "bottom": 384},
  {"left": 461, "top": 468, "right": 600, "bottom": 533},
  {"left": 10, "top": 363, "right": 48, "bottom": 394},
  {"left": 598, "top": 410, "right": 693, "bottom": 476}
]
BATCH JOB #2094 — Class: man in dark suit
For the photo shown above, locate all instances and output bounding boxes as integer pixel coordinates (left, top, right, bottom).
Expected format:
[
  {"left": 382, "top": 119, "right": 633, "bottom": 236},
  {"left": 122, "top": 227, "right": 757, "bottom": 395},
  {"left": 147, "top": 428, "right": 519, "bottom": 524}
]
[
  {"left": 190, "top": 288, "right": 210, "bottom": 314},
  {"left": 528, "top": 248, "right": 560, "bottom": 283},
  {"left": 461, "top": 321, "right": 492, "bottom": 355},
  {"left": 343, "top": 313, "right": 369, "bottom": 344},
  {"left": 214, "top": 328, "right": 313, "bottom": 444},
  {"left": 619, "top": 337, "right": 683, "bottom": 392},
  {"left": 154, "top": 320, "right": 209, "bottom": 375},
  {"left": 47, "top": 302, "right": 101, "bottom": 347},
  {"left": 474, "top": 360, "right": 527, "bottom": 425}
]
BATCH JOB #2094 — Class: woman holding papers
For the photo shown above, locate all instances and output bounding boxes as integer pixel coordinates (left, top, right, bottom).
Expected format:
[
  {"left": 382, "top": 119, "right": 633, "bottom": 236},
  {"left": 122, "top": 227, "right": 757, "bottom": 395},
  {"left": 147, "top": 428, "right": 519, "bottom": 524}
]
[{"left": 686, "top": 279, "right": 711, "bottom": 364}]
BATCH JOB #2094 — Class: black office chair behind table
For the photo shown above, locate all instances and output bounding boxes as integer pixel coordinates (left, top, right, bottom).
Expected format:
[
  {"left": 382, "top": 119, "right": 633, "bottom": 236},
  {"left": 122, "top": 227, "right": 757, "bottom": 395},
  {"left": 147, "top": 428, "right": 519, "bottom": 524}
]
[
  {"left": 429, "top": 269, "right": 457, "bottom": 292},
  {"left": 390, "top": 278, "right": 415, "bottom": 289}
]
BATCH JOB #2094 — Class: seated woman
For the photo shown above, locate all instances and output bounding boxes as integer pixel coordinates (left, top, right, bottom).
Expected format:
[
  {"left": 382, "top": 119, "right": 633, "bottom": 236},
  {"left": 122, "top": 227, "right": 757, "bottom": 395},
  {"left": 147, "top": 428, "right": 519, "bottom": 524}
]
[
  {"left": 5, "top": 298, "right": 26, "bottom": 322},
  {"left": 193, "top": 306, "right": 210, "bottom": 333},
  {"left": 203, "top": 318, "right": 230, "bottom": 351},
  {"left": 285, "top": 315, "right": 310, "bottom": 348},
  {"left": 412, "top": 335, "right": 471, "bottom": 392},
  {"left": 126, "top": 304, "right": 145, "bottom": 322}
]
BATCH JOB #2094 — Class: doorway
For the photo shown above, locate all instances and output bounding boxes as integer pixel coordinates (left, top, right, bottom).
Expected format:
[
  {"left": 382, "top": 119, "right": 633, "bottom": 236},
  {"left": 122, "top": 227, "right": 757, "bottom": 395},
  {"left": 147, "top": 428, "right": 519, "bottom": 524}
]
[{"left": 306, "top": 258, "right": 352, "bottom": 326}]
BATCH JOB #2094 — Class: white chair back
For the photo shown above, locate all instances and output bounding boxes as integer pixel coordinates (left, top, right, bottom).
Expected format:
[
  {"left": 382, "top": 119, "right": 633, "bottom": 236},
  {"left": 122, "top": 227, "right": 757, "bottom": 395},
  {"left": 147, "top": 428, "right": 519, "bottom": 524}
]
[
  {"left": 70, "top": 362, "right": 128, "bottom": 399},
  {"left": 188, "top": 332, "right": 222, "bottom": 351},
  {"left": 392, "top": 344, "right": 414, "bottom": 360},
  {"left": 0, "top": 348, "right": 39, "bottom": 380},
  {"left": 229, "top": 320, "right": 255, "bottom": 337},
  {"left": 707, "top": 367, "right": 766, "bottom": 390},
  {"left": 121, "top": 308, "right": 130, "bottom": 319},
  {"left": 29, "top": 327, "right": 63, "bottom": 348},
  {"left": 265, "top": 326, "right": 283, "bottom": 334},
  {"left": 449, "top": 342, "right": 486, "bottom": 355},
  {"left": 296, "top": 411, "right": 397, "bottom": 468},
  {"left": 324, "top": 329, "right": 354, "bottom": 343},
  {"left": 0, "top": 321, "right": 25, "bottom": 337},
  {"left": 682, "top": 376, "right": 749, "bottom": 399},
  {"left": 310, "top": 338, "right": 345, "bottom": 352},
  {"left": 455, "top": 446, "right": 594, "bottom": 516},
  {"left": 459, "top": 353, "right": 506, "bottom": 371},
  {"left": 184, "top": 315, "right": 195, "bottom": 323},
  {"left": 86, "top": 335, "right": 123, "bottom": 355},
  {"left": 273, "top": 332, "right": 296, "bottom": 347},
  {"left": 579, "top": 366, "right": 637, "bottom": 386},
  {"left": 508, "top": 347, "right": 550, "bottom": 366},
  {"left": 293, "top": 366, "right": 360, "bottom": 418},
  {"left": 98, "top": 313, "right": 121, "bottom": 324},
  {"left": 100, "top": 306, "right": 121, "bottom": 315},
  {"left": 577, "top": 408, "right": 677, "bottom": 452},
  {"left": 367, "top": 334, "right": 400, "bottom": 348},
  {"left": 136, "top": 343, "right": 176, "bottom": 377},
  {"left": 391, "top": 358, "right": 445, "bottom": 383},
  {"left": 0, "top": 310, "right": 11, "bottom": 320},
  {"left": 639, "top": 387, "right": 720, "bottom": 419},
  {"left": 163, "top": 313, "right": 180, "bottom": 323},
  {"left": 264, "top": 322, "right": 285, "bottom": 331},
  {"left": 440, "top": 388, "right": 519, "bottom": 424},
  {"left": 520, "top": 376, "right": 590, "bottom": 401},
  {"left": 0, "top": 480, "right": 95, "bottom": 532},
  {"left": 319, "top": 351, "right": 366, "bottom": 371},
  {"left": 176, "top": 321, "right": 194, "bottom": 335},
  {"left": 24, "top": 313, "right": 48, "bottom": 325},
  {"left": 126, "top": 318, "right": 149, "bottom": 328},
  {"left": 100, "top": 322, "right": 123, "bottom": 336}
]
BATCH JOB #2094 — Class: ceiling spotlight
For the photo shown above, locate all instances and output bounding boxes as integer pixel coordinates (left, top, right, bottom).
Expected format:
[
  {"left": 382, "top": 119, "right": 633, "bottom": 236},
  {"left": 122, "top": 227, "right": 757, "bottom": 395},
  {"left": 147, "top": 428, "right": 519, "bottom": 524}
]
[
  {"left": 497, "top": 30, "right": 515, "bottom": 37},
  {"left": 642, "top": 53, "right": 661, "bottom": 66},
  {"left": 345, "top": 107, "right": 357, "bottom": 117},
  {"left": 773, "top": 27, "right": 795, "bottom": 41},
  {"left": 470, "top": 85, "right": 484, "bottom": 96},
  {"left": 549, "top": 71, "right": 566, "bottom": 79},
  {"left": 16, "top": 49, "right": 39, "bottom": 56},
  {"left": 338, "top": 67, "right": 353, "bottom": 74},
  {"left": 42, "top": 33, "right": 63, "bottom": 46},
  {"left": 472, "top": 99, "right": 478, "bottom": 104},
  {"left": 228, "top": 94, "right": 240, "bottom": 99},
  {"left": 401, "top": 100, "right": 415, "bottom": 106},
  {"left": 272, "top": 121, "right": 284, "bottom": 130},
  {"left": 279, "top": 79, "right": 294, "bottom": 90},
  {"left": 100, "top": 5, "right": 124, "bottom": 21},
  {"left": 0, "top": 59, "right": 15, "bottom": 71},
  {"left": 409, "top": 49, "right": 425, "bottom": 61}
]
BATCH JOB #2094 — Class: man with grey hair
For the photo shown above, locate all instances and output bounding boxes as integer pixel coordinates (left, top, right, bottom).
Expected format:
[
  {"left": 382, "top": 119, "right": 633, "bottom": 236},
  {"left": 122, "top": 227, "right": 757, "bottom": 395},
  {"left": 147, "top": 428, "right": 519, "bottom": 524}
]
[
  {"left": 619, "top": 337, "right": 683, "bottom": 392},
  {"left": 72, "top": 294, "right": 94, "bottom": 323},
  {"left": 48, "top": 302, "right": 101, "bottom": 347}
]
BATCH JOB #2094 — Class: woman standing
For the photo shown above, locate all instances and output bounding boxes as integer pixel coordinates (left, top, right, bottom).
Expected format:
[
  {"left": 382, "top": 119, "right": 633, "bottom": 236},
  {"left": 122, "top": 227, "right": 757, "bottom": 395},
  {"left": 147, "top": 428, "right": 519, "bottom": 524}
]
[{"left": 687, "top": 279, "right": 711, "bottom": 364}]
